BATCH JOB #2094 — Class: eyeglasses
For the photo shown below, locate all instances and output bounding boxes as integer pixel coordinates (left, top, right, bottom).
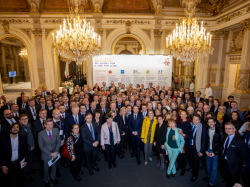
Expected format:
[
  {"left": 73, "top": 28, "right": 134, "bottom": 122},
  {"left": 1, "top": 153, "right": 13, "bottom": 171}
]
[{"left": 21, "top": 118, "right": 28, "bottom": 120}]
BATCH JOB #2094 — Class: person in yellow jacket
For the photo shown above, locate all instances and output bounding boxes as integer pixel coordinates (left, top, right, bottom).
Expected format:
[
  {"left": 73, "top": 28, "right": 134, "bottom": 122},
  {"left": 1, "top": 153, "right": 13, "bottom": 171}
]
[{"left": 141, "top": 109, "right": 158, "bottom": 165}]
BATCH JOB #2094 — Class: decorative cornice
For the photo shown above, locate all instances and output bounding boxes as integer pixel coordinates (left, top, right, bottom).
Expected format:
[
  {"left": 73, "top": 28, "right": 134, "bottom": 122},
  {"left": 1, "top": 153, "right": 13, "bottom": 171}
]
[
  {"left": 94, "top": 28, "right": 103, "bottom": 36},
  {"left": 31, "top": 28, "right": 42, "bottom": 38},
  {"left": 45, "top": 28, "right": 55, "bottom": 39},
  {"left": 141, "top": 29, "right": 151, "bottom": 39},
  {"left": 164, "top": 29, "right": 172, "bottom": 37},
  {"left": 153, "top": 29, "right": 163, "bottom": 39},
  {"left": 43, "top": 19, "right": 63, "bottom": 24},
  {"left": 240, "top": 18, "right": 250, "bottom": 31},
  {"left": 106, "top": 28, "right": 115, "bottom": 39},
  {"left": 105, "top": 20, "right": 151, "bottom": 25},
  {"left": 2, "top": 20, "right": 9, "bottom": 34},
  {"left": 216, "top": 6, "right": 250, "bottom": 25},
  {"left": 125, "top": 20, "right": 131, "bottom": 34},
  {"left": 229, "top": 56, "right": 241, "bottom": 61},
  {"left": 196, "top": 0, "right": 228, "bottom": 16},
  {"left": 239, "top": 70, "right": 250, "bottom": 74},
  {"left": 210, "top": 30, "right": 229, "bottom": 40},
  {"left": 0, "top": 19, "right": 30, "bottom": 24},
  {"left": 19, "top": 28, "right": 32, "bottom": 40}
]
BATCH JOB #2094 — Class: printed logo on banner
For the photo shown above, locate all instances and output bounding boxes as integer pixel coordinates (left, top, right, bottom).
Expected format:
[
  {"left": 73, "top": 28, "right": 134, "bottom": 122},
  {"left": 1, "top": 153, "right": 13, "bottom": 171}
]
[
  {"left": 158, "top": 70, "right": 163, "bottom": 74},
  {"left": 146, "top": 70, "right": 150, "bottom": 74},
  {"left": 121, "top": 70, "right": 125, "bottom": 74},
  {"left": 164, "top": 59, "right": 170, "bottom": 66},
  {"left": 108, "top": 70, "right": 112, "bottom": 74},
  {"left": 133, "top": 70, "right": 141, "bottom": 74}
]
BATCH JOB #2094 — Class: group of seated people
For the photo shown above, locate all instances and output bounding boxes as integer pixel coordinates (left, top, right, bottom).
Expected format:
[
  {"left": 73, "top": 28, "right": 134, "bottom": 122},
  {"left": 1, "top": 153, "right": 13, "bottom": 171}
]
[{"left": 0, "top": 82, "right": 250, "bottom": 187}]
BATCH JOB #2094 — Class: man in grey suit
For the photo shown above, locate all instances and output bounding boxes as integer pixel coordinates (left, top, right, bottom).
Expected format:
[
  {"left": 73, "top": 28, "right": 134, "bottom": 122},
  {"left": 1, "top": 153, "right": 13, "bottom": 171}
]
[{"left": 38, "top": 119, "right": 61, "bottom": 187}]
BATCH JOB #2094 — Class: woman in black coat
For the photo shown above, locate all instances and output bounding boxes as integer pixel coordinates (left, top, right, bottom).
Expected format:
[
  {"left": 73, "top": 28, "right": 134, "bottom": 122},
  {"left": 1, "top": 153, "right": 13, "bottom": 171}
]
[
  {"left": 92, "top": 109, "right": 103, "bottom": 131},
  {"left": 115, "top": 107, "right": 128, "bottom": 158},
  {"left": 153, "top": 115, "right": 167, "bottom": 170}
]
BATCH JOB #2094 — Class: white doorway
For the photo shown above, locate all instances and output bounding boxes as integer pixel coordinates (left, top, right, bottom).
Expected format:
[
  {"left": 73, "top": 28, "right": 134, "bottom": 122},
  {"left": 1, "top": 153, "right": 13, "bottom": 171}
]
[{"left": 227, "top": 64, "right": 239, "bottom": 95}]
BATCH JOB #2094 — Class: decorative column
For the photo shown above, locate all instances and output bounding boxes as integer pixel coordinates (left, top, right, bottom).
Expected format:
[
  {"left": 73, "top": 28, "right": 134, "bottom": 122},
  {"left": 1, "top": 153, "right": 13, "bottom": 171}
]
[
  {"left": 232, "top": 19, "right": 250, "bottom": 110},
  {"left": 153, "top": 29, "right": 163, "bottom": 55},
  {"left": 0, "top": 43, "right": 8, "bottom": 82},
  {"left": 31, "top": 28, "right": 46, "bottom": 88}
]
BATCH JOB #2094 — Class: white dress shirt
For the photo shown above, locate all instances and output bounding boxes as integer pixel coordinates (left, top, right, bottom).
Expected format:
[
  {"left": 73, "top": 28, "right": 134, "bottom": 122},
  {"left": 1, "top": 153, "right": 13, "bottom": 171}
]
[
  {"left": 86, "top": 123, "right": 95, "bottom": 140},
  {"left": 11, "top": 134, "right": 19, "bottom": 161}
]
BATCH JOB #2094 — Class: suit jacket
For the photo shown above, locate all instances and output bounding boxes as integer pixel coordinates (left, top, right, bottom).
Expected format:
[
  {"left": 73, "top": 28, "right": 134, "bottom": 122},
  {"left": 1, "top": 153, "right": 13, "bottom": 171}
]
[
  {"left": 0, "top": 124, "right": 8, "bottom": 138},
  {"left": 210, "top": 106, "right": 219, "bottom": 116},
  {"left": 32, "top": 119, "right": 45, "bottom": 142},
  {"left": 226, "top": 109, "right": 245, "bottom": 123},
  {"left": 41, "top": 91, "right": 50, "bottom": 97},
  {"left": 100, "top": 108, "right": 111, "bottom": 121},
  {"left": 80, "top": 122, "right": 100, "bottom": 152},
  {"left": 2, "top": 118, "right": 16, "bottom": 126},
  {"left": 193, "top": 124, "right": 207, "bottom": 154},
  {"left": 223, "top": 101, "right": 231, "bottom": 110},
  {"left": 116, "top": 102, "right": 125, "bottom": 111},
  {"left": 128, "top": 113, "right": 143, "bottom": 136},
  {"left": 45, "top": 106, "right": 54, "bottom": 118},
  {"left": 86, "top": 109, "right": 95, "bottom": 116},
  {"left": 60, "top": 112, "right": 70, "bottom": 119},
  {"left": 0, "top": 134, "right": 29, "bottom": 168},
  {"left": 38, "top": 128, "right": 61, "bottom": 160},
  {"left": 115, "top": 114, "right": 128, "bottom": 134},
  {"left": 65, "top": 114, "right": 84, "bottom": 138},
  {"left": 220, "top": 135, "right": 248, "bottom": 173},
  {"left": 22, "top": 106, "right": 41, "bottom": 123},
  {"left": 18, "top": 102, "right": 29, "bottom": 113},
  {"left": 101, "top": 122, "right": 120, "bottom": 146},
  {"left": 16, "top": 96, "right": 22, "bottom": 106},
  {"left": 194, "top": 97, "right": 204, "bottom": 103},
  {"left": 53, "top": 118, "right": 65, "bottom": 140},
  {"left": 92, "top": 117, "right": 103, "bottom": 131}
]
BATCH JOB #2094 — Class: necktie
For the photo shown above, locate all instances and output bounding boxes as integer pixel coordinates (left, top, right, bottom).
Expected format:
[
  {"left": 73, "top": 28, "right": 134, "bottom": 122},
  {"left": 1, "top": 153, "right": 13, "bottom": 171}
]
[
  {"left": 196, "top": 97, "right": 198, "bottom": 103},
  {"left": 123, "top": 116, "right": 125, "bottom": 124},
  {"left": 102, "top": 109, "right": 105, "bottom": 114},
  {"left": 223, "top": 137, "right": 230, "bottom": 159},
  {"left": 74, "top": 116, "right": 78, "bottom": 124},
  {"left": 43, "top": 120, "right": 45, "bottom": 128},
  {"left": 10, "top": 119, "right": 14, "bottom": 124},
  {"left": 48, "top": 131, "right": 52, "bottom": 142},
  {"left": 22, "top": 103, "right": 25, "bottom": 109},
  {"left": 32, "top": 107, "right": 36, "bottom": 116},
  {"left": 192, "top": 125, "right": 197, "bottom": 135},
  {"left": 62, "top": 114, "right": 65, "bottom": 119},
  {"left": 134, "top": 114, "right": 137, "bottom": 120},
  {"left": 118, "top": 104, "right": 121, "bottom": 108},
  {"left": 89, "top": 124, "right": 95, "bottom": 141},
  {"left": 143, "top": 113, "right": 145, "bottom": 118}
]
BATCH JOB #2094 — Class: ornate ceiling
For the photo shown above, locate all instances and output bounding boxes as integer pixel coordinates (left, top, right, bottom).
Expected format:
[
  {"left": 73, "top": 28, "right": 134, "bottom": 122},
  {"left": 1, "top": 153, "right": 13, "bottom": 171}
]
[{"left": 0, "top": 0, "right": 30, "bottom": 12}]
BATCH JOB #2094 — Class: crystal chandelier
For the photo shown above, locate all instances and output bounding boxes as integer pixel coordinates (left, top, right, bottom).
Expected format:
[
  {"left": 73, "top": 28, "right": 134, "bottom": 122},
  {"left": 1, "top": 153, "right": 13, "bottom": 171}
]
[
  {"left": 53, "top": 0, "right": 101, "bottom": 62},
  {"left": 165, "top": 1, "right": 214, "bottom": 66},
  {"left": 19, "top": 48, "right": 28, "bottom": 61}
]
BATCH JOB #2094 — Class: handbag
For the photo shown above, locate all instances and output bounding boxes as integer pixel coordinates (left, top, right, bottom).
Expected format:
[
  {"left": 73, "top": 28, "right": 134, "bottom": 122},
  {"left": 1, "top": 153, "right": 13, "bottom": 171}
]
[{"left": 62, "top": 136, "right": 75, "bottom": 160}]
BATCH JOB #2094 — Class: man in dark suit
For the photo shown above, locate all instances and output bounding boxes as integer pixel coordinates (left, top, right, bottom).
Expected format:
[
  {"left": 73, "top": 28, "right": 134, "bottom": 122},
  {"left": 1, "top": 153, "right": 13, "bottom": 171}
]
[
  {"left": 0, "top": 123, "right": 28, "bottom": 187},
  {"left": 194, "top": 91, "right": 204, "bottom": 105},
  {"left": 38, "top": 119, "right": 61, "bottom": 187},
  {"left": 65, "top": 106, "right": 84, "bottom": 138},
  {"left": 220, "top": 121, "right": 248, "bottom": 187},
  {"left": 41, "top": 86, "right": 50, "bottom": 98},
  {"left": 109, "top": 81, "right": 116, "bottom": 90},
  {"left": 99, "top": 101, "right": 110, "bottom": 121},
  {"left": 128, "top": 105, "right": 143, "bottom": 165},
  {"left": 2, "top": 109, "right": 17, "bottom": 126},
  {"left": 16, "top": 92, "right": 26, "bottom": 106},
  {"left": 22, "top": 99, "right": 41, "bottom": 123},
  {"left": 80, "top": 113, "right": 100, "bottom": 175},
  {"left": 223, "top": 95, "right": 234, "bottom": 110},
  {"left": 45, "top": 100, "right": 54, "bottom": 118},
  {"left": 52, "top": 109, "right": 67, "bottom": 169},
  {"left": 0, "top": 123, "right": 8, "bottom": 138},
  {"left": 86, "top": 102, "right": 97, "bottom": 116},
  {"left": 18, "top": 96, "right": 29, "bottom": 114},
  {"left": 190, "top": 114, "right": 207, "bottom": 182},
  {"left": 116, "top": 96, "right": 125, "bottom": 112},
  {"left": 59, "top": 105, "right": 70, "bottom": 119}
]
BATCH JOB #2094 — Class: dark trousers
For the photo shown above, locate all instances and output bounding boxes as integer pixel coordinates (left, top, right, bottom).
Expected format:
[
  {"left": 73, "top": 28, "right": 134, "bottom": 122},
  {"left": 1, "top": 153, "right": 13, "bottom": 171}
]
[
  {"left": 24, "top": 150, "right": 34, "bottom": 176},
  {"left": 59, "top": 145, "right": 67, "bottom": 166},
  {"left": 71, "top": 153, "right": 83, "bottom": 178},
  {"left": 85, "top": 147, "right": 98, "bottom": 171},
  {"left": 3, "top": 161, "right": 24, "bottom": 187},
  {"left": 178, "top": 153, "right": 188, "bottom": 171},
  {"left": 190, "top": 146, "right": 200, "bottom": 177},
  {"left": 118, "top": 134, "right": 127, "bottom": 154},
  {"left": 222, "top": 159, "right": 240, "bottom": 187},
  {"left": 43, "top": 159, "right": 57, "bottom": 183},
  {"left": 105, "top": 144, "right": 117, "bottom": 164},
  {"left": 130, "top": 134, "right": 141, "bottom": 159}
]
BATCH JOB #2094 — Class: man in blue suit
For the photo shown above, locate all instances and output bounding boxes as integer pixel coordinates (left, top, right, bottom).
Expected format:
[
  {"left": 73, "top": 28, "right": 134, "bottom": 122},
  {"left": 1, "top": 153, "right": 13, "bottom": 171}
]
[
  {"left": 65, "top": 105, "right": 84, "bottom": 138},
  {"left": 59, "top": 105, "right": 70, "bottom": 119},
  {"left": 116, "top": 96, "right": 124, "bottom": 112},
  {"left": 86, "top": 102, "right": 96, "bottom": 116},
  {"left": 128, "top": 105, "right": 143, "bottom": 165},
  {"left": 40, "top": 86, "right": 50, "bottom": 97}
]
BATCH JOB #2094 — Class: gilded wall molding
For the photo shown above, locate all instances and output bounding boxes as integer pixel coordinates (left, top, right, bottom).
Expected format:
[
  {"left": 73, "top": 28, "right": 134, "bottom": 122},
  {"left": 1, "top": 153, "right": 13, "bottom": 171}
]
[
  {"left": 211, "top": 30, "right": 229, "bottom": 40},
  {"left": 45, "top": 28, "right": 55, "bottom": 39},
  {"left": 196, "top": 0, "right": 228, "bottom": 16},
  {"left": 19, "top": 28, "right": 32, "bottom": 39},
  {"left": 43, "top": 19, "right": 63, "bottom": 24},
  {"left": 105, "top": 20, "right": 152, "bottom": 25},
  {"left": 2, "top": 20, "right": 9, "bottom": 34},
  {"left": 153, "top": 29, "right": 163, "bottom": 39},
  {"left": 141, "top": 29, "right": 151, "bottom": 39},
  {"left": 229, "top": 56, "right": 241, "bottom": 61},
  {"left": 38, "top": 68, "right": 46, "bottom": 85},
  {"left": 0, "top": 19, "right": 31, "bottom": 24},
  {"left": 219, "top": 68, "right": 225, "bottom": 85},
  {"left": 31, "top": 28, "right": 42, "bottom": 38},
  {"left": 216, "top": 6, "right": 250, "bottom": 25},
  {"left": 240, "top": 18, "right": 250, "bottom": 31},
  {"left": 94, "top": 28, "right": 104, "bottom": 36},
  {"left": 229, "top": 30, "right": 244, "bottom": 53},
  {"left": 106, "top": 28, "right": 115, "bottom": 39},
  {"left": 237, "top": 70, "right": 250, "bottom": 91}
]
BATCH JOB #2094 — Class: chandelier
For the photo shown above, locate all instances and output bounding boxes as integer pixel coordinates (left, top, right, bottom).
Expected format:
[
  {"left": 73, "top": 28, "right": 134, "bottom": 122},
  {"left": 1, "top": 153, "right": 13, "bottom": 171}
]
[
  {"left": 19, "top": 48, "right": 28, "bottom": 61},
  {"left": 165, "top": 1, "right": 214, "bottom": 66},
  {"left": 53, "top": 0, "right": 101, "bottom": 62}
]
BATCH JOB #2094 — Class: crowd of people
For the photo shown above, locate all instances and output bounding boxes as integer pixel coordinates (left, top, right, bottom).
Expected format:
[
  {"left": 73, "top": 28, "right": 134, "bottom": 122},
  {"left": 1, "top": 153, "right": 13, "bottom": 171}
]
[{"left": 0, "top": 82, "right": 250, "bottom": 187}]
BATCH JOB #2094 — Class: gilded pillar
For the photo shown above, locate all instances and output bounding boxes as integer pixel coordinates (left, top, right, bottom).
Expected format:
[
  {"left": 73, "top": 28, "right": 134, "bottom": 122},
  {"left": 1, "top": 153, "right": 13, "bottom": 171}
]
[
  {"left": 153, "top": 29, "right": 163, "bottom": 55},
  {"left": 0, "top": 43, "right": 8, "bottom": 80}
]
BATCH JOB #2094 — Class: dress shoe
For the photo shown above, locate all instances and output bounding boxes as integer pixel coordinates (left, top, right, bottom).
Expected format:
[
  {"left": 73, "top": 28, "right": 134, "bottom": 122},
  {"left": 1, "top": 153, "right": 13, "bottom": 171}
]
[
  {"left": 93, "top": 166, "right": 100, "bottom": 171},
  {"left": 200, "top": 166, "right": 205, "bottom": 170},
  {"left": 180, "top": 170, "right": 185, "bottom": 176},
  {"left": 81, "top": 163, "right": 86, "bottom": 167},
  {"left": 203, "top": 176, "right": 209, "bottom": 181},
  {"left": 190, "top": 176, "right": 198, "bottom": 182},
  {"left": 131, "top": 154, "right": 135, "bottom": 158},
  {"left": 108, "top": 163, "right": 112, "bottom": 169},
  {"left": 24, "top": 176, "right": 33, "bottom": 182},
  {"left": 172, "top": 174, "right": 175, "bottom": 178},
  {"left": 123, "top": 149, "right": 127, "bottom": 154},
  {"left": 74, "top": 176, "right": 82, "bottom": 182},
  {"left": 166, "top": 174, "right": 170, "bottom": 178},
  {"left": 56, "top": 172, "right": 62, "bottom": 178},
  {"left": 79, "top": 170, "right": 84, "bottom": 175},
  {"left": 137, "top": 159, "right": 141, "bottom": 165},
  {"left": 176, "top": 166, "right": 180, "bottom": 171},
  {"left": 112, "top": 162, "right": 116, "bottom": 168},
  {"left": 61, "top": 164, "right": 69, "bottom": 168},
  {"left": 51, "top": 179, "right": 58, "bottom": 185},
  {"left": 44, "top": 182, "right": 50, "bottom": 187},
  {"left": 187, "top": 168, "right": 192, "bottom": 172},
  {"left": 119, "top": 154, "right": 123, "bottom": 159},
  {"left": 89, "top": 170, "right": 94, "bottom": 176}
]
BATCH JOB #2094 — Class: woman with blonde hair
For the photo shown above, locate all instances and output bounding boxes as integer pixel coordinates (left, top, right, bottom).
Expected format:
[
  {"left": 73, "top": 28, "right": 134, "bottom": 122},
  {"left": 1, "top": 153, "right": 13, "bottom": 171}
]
[
  {"left": 164, "top": 118, "right": 185, "bottom": 178},
  {"left": 141, "top": 109, "right": 158, "bottom": 165}
]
